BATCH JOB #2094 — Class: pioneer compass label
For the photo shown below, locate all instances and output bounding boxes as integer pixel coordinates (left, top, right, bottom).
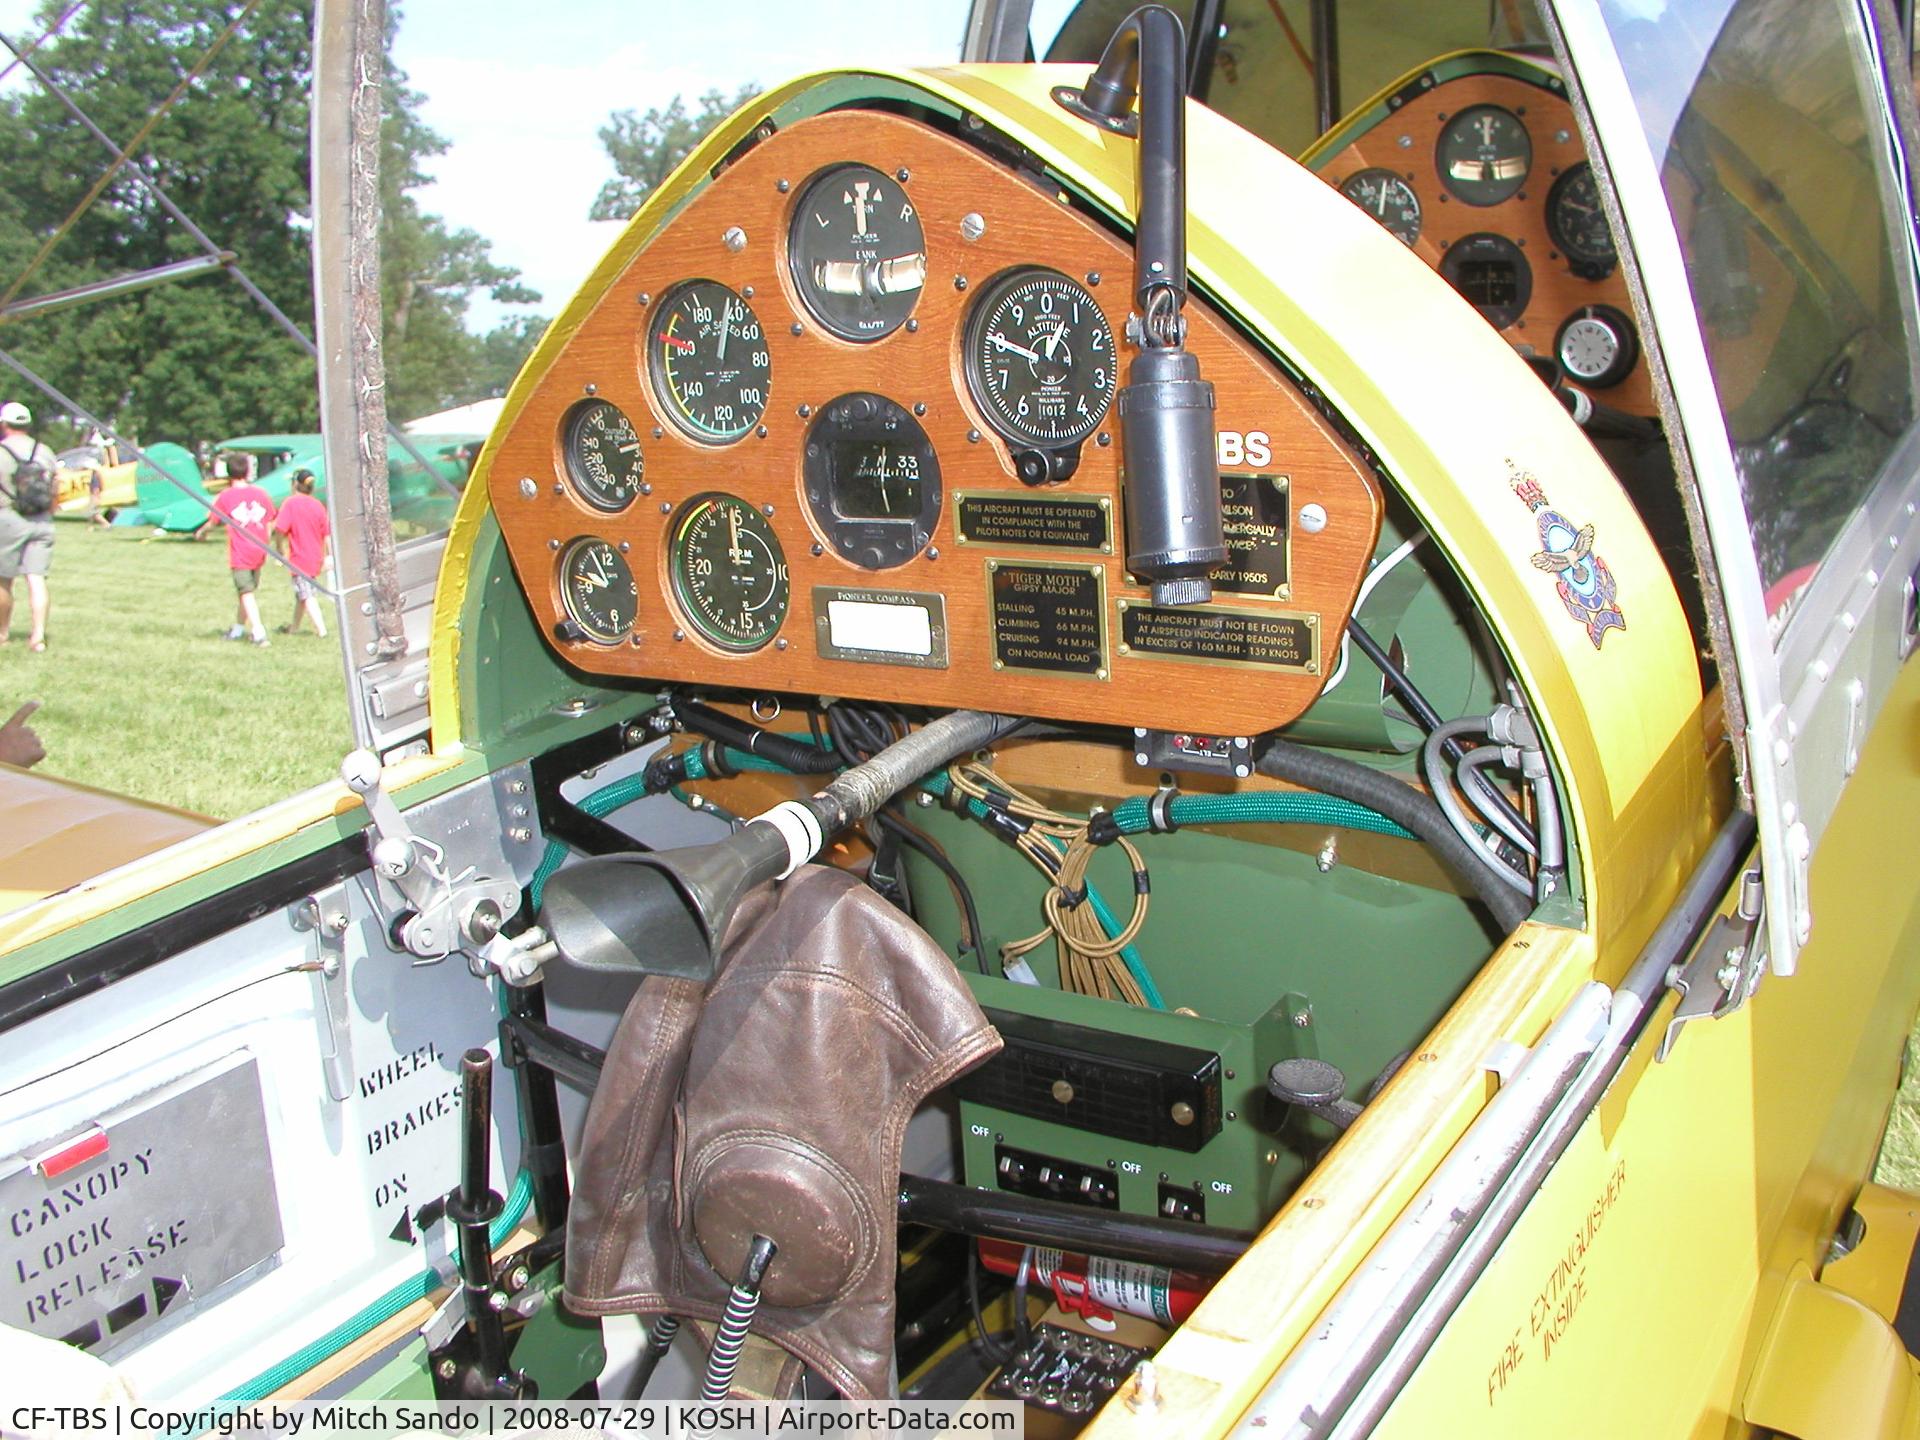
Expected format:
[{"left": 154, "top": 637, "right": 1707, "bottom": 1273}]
[{"left": 987, "top": 561, "right": 1107, "bottom": 677}]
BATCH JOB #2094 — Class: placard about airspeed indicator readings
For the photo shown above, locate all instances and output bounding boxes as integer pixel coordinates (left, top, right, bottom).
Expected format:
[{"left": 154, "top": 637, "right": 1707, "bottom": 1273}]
[{"left": 1, "top": 1053, "right": 283, "bottom": 1355}]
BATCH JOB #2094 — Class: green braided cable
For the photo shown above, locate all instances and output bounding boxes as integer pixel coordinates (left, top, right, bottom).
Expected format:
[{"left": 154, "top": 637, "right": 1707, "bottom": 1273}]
[{"left": 1109, "top": 789, "right": 1414, "bottom": 839}]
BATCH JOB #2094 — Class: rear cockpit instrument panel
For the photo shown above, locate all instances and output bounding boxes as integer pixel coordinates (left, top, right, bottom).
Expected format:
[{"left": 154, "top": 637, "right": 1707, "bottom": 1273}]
[
  {"left": 1306, "top": 57, "right": 1654, "bottom": 417},
  {"left": 486, "top": 109, "right": 1382, "bottom": 733}
]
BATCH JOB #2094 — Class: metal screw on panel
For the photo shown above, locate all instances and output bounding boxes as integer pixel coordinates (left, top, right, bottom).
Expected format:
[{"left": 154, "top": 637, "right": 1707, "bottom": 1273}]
[
  {"left": 776, "top": 178, "right": 790, "bottom": 193},
  {"left": 518, "top": 477, "right": 537, "bottom": 499},
  {"left": 960, "top": 212, "right": 986, "bottom": 242},
  {"left": 637, "top": 292, "right": 651, "bottom": 306},
  {"left": 361, "top": 600, "right": 374, "bottom": 615},
  {"left": 1097, "top": 433, "right": 1110, "bottom": 447},
  {"left": 584, "top": 382, "right": 597, "bottom": 395},
  {"left": 1317, "top": 836, "right": 1339, "bottom": 872},
  {"left": 906, "top": 318, "right": 919, "bottom": 333},
  {"left": 437, "top": 1359, "right": 458, "bottom": 1381},
  {"left": 756, "top": 425, "right": 768, "bottom": 438},
  {"left": 619, "top": 540, "right": 630, "bottom": 552},
  {"left": 487, "top": 1290, "right": 509, "bottom": 1312},
  {"left": 509, "top": 827, "right": 532, "bottom": 843},
  {"left": 1397, "top": 134, "right": 1413, "bottom": 148},
  {"left": 509, "top": 779, "right": 527, "bottom": 794},
  {"left": 553, "top": 481, "right": 565, "bottom": 497},
  {"left": 915, "top": 791, "right": 935, "bottom": 808},
  {"left": 660, "top": 502, "right": 672, "bottom": 514},
  {"left": 640, "top": 482, "right": 652, "bottom": 495},
  {"left": 1299, "top": 503, "right": 1329, "bottom": 534},
  {"left": 1556, "top": 128, "right": 1571, "bottom": 143},
  {"left": 967, "top": 429, "right": 981, "bottom": 443},
  {"left": 790, "top": 322, "right": 804, "bottom": 336},
  {"left": 1086, "top": 271, "right": 1101, "bottom": 286},
  {"left": 762, "top": 503, "right": 775, "bottom": 516},
  {"left": 508, "top": 1265, "right": 531, "bottom": 1291},
  {"left": 673, "top": 629, "right": 685, "bottom": 642},
  {"left": 1293, "top": 1011, "right": 1312, "bottom": 1028},
  {"left": 548, "top": 538, "right": 560, "bottom": 550},
  {"left": 742, "top": 285, "right": 755, "bottom": 298},
  {"left": 926, "top": 547, "right": 939, "bottom": 560},
  {"left": 723, "top": 225, "right": 748, "bottom": 252},
  {"left": 798, "top": 404, "right": 812, "bottom": 417},
  {"left": 954, "top": 275, "right": 969, "bottom": 291},
  {"left": 775, "top": 638, "right": 788, "bottom": 650},
  {"left": 914, "top": 402, "right": 926, "bottom": 416},
  {"left": 897, "top": 167, "right": 911, "bottom": 183},
  {"left": 810, "top": 542, "right": 824, "bottom": 556}
]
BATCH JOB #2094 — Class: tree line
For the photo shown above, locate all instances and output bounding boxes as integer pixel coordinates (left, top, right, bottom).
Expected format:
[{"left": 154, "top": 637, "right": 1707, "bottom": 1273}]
[{"left": 0, "top": 0, "right": 543, "bottom": 449}]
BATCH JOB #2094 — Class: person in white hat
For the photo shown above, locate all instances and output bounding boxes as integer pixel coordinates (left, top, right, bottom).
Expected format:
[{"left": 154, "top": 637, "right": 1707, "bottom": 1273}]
[{"left": 0, "top": 401, "right": 59, "bottom": 651}]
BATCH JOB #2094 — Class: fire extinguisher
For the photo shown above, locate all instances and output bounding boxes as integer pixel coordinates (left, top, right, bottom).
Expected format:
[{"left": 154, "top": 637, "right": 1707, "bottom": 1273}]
[{"left": 978, "top": 1239, "right": 1212, "bottom": 1327}]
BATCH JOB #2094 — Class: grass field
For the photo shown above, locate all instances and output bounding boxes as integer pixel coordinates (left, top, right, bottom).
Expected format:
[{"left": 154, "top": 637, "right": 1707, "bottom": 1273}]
[
  {"left": 0, "top": 520, "right": 350, "bottom": 817},
  {"left": 7, "top": 515, "right": 1920, "bottom": 1186}
]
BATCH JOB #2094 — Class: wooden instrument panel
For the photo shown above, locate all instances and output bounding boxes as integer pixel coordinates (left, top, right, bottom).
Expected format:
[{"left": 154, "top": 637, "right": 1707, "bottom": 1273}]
[
  {"left": 486, "top": 108, "right": 1381, "bottom": 734},
  {"left": 1314, "top": 67, "right": 1657, "bottom": 417}
]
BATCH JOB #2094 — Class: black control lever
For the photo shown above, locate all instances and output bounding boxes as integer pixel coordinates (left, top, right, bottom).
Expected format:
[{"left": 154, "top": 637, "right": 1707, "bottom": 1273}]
[
  {"left": 437, "top": 1048, "right": 530, "bottom": 1398},
  {"left": 1054, "top": 5, "right": 1224, "bottom": 607}
]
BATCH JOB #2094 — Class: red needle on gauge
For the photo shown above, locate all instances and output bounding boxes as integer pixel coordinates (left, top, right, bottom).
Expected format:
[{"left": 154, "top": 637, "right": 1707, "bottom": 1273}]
[{"left": 657, "top": 332, "right": 696, "bottom": 353}]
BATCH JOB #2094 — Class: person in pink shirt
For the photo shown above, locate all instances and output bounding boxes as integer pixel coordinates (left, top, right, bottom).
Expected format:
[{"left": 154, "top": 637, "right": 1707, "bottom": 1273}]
[
  {"left": 272, "top": 470, "right": 332, "bottom": 637},
  {"left": 193, "top": 453, "right": 277, "bottom": 646}
]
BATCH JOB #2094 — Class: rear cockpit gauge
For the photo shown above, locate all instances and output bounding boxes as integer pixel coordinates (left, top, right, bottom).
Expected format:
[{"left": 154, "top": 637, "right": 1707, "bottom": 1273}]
[
  {"left": 788, "top": 163, "right": 927, "bottom": 341},
  {"left": 557, "top": 537, "right": 638, "bottom": 644},
  {"left": 1555, "top": 304, "right": 1638, "bottom": 388},
  {"left": 1338, "top": 168, "right": 1422, "bottom": 246},
  {"left": 647, "top": 280, "right": 770, "bottom": 443},
  {"left": 802, "top": 392, "right": 941, "bottom": 570},
  {"left": 1437, "top": 105, "right": 1532, "bottom": 206},
  {"left": 561, "top": 399, "right": 644, "bottom": 512},
  {"left": 1546, "top": 163, "right": 1616, "bottom": 276},
  {"left": 668, "top": 491, "right": 790, "bottom": 652},
  {"left": 965, "top": 268, "right": 1115, "bottom": 467},
  {"left": 1439, "top": 233, "right": 1533, "bottom": 329}
]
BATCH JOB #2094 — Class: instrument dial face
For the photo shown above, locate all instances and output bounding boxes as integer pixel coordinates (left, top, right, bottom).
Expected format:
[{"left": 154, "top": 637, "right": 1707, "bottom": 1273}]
[
  {"left": 561, "top": 400, "right": 644, "bottom": 512},
  {"left": 668, "top": 492, "right": 790, "bottom": 652},
  {"left": 647, "top": 280, "right": 770, "bottom": 443},
  {"left": 558, "top": 537, "right": 639, "bottom": 644},
  {"left": 1546, "top": 163, "right": 1616, "bottom": 272},
  {"left": 964, "top": 268, "right": 1116, "bottom": 449},
  {"left": 802, "top": 392, "right": 942, "bottom": 570},
  {"left": 788, "top": 163, "right": 927, "bottom": 341},
  {"left": 1555, "top": 305, "right": 1637, "bottom": 387},
  {"left": 1339, "top": 168, "right": 1422, "bottom": 246},
  {"left": 1437, "top": 105, "right": 1532, "bottom": 206}
]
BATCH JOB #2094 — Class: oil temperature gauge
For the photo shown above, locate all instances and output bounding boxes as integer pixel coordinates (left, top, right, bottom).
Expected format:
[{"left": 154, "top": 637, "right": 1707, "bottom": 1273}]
[
  {"left": 561, "top": 399, "right": 644, "bottom": 512},
  {"left": 1339, "top": 168, "right": 1421, "bottom": 246},
  {"left": 557, "top": 537, "right": 639, "bottom": 644},
  {"left": 789, "top": 163, "right": 927, "bottom": 341},
  {"left": 668, "top": 492, "right": 790, "bottom": 652}
]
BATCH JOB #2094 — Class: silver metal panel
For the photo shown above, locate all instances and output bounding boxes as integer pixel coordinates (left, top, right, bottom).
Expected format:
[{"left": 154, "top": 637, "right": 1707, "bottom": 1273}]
[{"left": 0, "top": 1054, "right": 283, "bottom": 1358}]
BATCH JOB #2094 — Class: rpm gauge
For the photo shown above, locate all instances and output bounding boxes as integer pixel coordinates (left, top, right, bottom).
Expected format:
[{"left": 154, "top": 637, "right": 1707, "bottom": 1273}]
[
  {"left": 1339, "top": 168, "right": 1421, "bottom": 246},
  {"left": 789, "top": 163, "right": 927, "bottom": 341},
  {"left": 1437, "top": 105, "right": 1532, "bottom": 206},
  {"left": 647, "top": 280, "right": 770, "bottom": 443},
  {"left": 964, "top": 268, "right": 1115, "bottom": 451},
  {"left": 561, "top": 399, "right": 644, "bottom": 512},
  {"left": 668, "top": 492, "right": 790, "bottom": 652},
  {"left": 1546, "top": 163, "right": 1616, "bottom": 275},
  {"left": 557, "top": 537, "right": 639, "bottom": 644}
]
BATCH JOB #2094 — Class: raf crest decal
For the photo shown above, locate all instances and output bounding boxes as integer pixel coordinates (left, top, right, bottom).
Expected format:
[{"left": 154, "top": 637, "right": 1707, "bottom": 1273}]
[{"left": 1508, "top": 465, "right": 1625, "bottom": 647}]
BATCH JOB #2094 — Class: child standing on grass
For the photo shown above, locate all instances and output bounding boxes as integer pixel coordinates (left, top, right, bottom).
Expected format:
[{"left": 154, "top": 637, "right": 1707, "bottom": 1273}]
[
  {"left": 193, "top": 453, "right": 277, "bottom": 646},
  {"left": 273, "top": 470, "right": 331, "bottom": 637}
]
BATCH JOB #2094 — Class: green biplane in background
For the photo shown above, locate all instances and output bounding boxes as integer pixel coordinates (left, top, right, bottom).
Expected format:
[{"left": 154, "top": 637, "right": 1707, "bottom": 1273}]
[{"left": 128, "top": 428, "right": 481, "bottom": 539}]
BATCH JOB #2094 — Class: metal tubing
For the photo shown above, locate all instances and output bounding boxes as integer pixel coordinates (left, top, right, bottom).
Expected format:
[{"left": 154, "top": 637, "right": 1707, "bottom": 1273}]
[
  {"left": 0, "top": 253, "right": 234, "bottom": 321},
  {"left": 898, "top": 1175, "right": 1251, "bottom": 1274},
  {"left": 624, "top": 1315, "right": 681, "bottom": 1400},
  {"left": 1076, "top": 5, "right": 1190, "bottom": 312},
  {"left": 502, "top": 987, "right": 573, "bottom": 1232},
  {"left": 1309, "top": 0, "right": 1340, "bottom": 136},
  {"left": 448, "top": 1048, "right": 512, "bottom": 1387}
]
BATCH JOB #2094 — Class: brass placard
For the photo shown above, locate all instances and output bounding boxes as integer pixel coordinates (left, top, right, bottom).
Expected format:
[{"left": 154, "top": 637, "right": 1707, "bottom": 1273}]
[
  {"left": 987, "top": 560, "right": 1108, "bottom": 678},
  {"left": 1214, "top": 473, "right": 1291, "bottom": 598},
  {"left": 956, "top": 491, "right": 1112, "bottom": 552},
  {"left": 1117, "top": 600, "right": 1320, "bottom": 674},
  {"left": 813, "top": 585, "right": 949, "bottom": 668}
]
